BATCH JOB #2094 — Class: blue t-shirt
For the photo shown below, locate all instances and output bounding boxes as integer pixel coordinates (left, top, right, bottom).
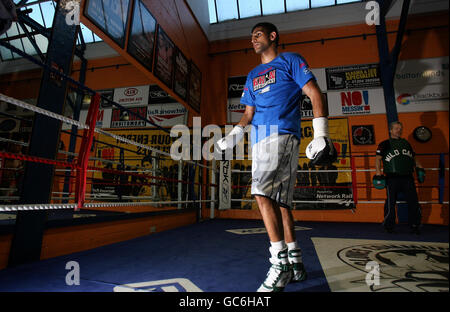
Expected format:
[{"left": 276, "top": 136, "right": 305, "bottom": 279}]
[{"left": 240, "top": 52, "right": 315, "bottom": 144}]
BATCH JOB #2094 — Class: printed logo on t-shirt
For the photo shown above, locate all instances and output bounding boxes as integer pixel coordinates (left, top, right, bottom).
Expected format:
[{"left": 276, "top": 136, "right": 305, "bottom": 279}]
[{"left": 253, "top": 69, "right": 276, "bottom": 92}]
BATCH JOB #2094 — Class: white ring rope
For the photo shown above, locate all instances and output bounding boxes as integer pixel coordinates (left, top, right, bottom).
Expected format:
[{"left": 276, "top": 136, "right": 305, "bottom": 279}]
[
  {"left": 232, "top": 168, "right": 449, "bottom": 173},
  {"left": 0, "top": 93, "right": 88, "bottom": 129},
  {"left": 0, "top": 200, "right": 218, "bottom": 211},
  {"left": 232, "top": 199, "right": 449, "bottom": 205},
  {"left": 1, "top": 94, "right": 447, "bottom": 211},
  {"left": 0, "top": 92, "right": 216, "bottom": 171}
]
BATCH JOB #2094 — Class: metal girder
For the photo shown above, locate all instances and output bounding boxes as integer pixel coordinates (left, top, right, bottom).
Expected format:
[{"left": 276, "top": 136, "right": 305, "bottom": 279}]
[
  {"left": 15, "top": 5, "right": 86, "bottom": 60},
  {"left": 16, "top": 19, "right": 45, "bottom": 61},
  {"left": 375, "top": 0, "right": 411, "bottom": 125},
  {"left": 8, "top": 0, "right": 80, "bottom": 267}
]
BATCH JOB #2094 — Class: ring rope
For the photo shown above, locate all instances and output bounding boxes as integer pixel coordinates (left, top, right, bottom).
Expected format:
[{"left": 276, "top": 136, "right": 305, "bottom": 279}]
[
  {"left": 0, "top": 40, "right": 171, "bottom": 134},
  {"left": 0, "top": 200, "right": 218, "bottom": 211},
  {"left": 232, "top": 199, "right": 449, "bottom": 204},
  {"left": 0, "top": 93, "right": 215, "bottom": 171},
  {"left": 0, "top": 93, "right": 89, "bottom": 129}
]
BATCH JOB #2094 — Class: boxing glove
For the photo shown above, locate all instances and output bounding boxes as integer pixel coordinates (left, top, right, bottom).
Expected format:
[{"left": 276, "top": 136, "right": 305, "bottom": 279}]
[
  {"left": 306, "top": 117, "right": 337, "bottom": 166},
  {"left": 372, "top": 174, "right": 386, "bottom": 190},
  {"left": 416, "top": 167, "right": 425, "bottom": 183}
]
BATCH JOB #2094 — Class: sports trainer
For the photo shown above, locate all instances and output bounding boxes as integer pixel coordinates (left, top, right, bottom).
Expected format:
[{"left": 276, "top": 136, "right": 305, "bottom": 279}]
[{"left": 374, "top": 121, "right": 424, "bottom": 234}]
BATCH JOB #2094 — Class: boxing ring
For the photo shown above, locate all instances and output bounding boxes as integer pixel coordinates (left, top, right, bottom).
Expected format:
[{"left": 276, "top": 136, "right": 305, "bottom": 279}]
[
  {"left": 0, "top": 69, "right": 447, "bottom": 293},
  {"left": 0, "top": 12, "right": 448, "bottom": 294}
]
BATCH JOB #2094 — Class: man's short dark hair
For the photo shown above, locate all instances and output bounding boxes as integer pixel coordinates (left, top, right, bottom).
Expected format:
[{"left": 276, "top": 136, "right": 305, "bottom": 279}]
[
  {"left": 251, "top": 22, "right": 279, "bottom": 47},
  {"left": 389, "top": 121, "right": 403, "bottom": 131}
]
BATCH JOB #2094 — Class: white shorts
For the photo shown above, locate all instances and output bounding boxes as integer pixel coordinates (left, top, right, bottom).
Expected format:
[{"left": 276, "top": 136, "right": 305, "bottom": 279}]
[{"left": 251, "top": 134, "right": 299, "bottom": 209}]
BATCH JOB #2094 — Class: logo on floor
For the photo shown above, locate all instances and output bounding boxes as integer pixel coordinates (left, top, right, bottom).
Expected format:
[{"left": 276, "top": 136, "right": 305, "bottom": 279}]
[
  {"left": 312, "top": 237, "right": 449, "bottom": 292},
  {"left": 226, "top": 226, "right": 312, "bottom": 235},
  {"left": 113, "top": 278, "right": 203, "bottom": 292}
]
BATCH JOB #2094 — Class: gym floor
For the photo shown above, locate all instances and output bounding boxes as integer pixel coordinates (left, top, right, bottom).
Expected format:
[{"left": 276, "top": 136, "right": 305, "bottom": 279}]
[{"left": 0, "top": 218, "right": 447, "bottom": 292}]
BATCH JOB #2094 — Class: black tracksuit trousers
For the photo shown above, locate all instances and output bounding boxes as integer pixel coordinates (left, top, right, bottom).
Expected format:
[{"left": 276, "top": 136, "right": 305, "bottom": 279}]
[{"left": 383, "top": 175, "right": 421, "bottom": 230}]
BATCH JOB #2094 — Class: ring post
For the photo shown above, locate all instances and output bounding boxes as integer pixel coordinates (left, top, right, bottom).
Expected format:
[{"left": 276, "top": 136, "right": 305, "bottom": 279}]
[
  {"left": 439, "top": 153, "right": 445, "bottom": 204},
  {"left": 75, "top": 93, "right": 100, "bottom": 210},
  {"left": 210, "top": 159, "right": 216, "bottom": 219},
  {"left": 350, "top": 155, "right": 358, "bottom": 205},
  {"left": 178, "top": 160, "right": 182, "bottom": 209}
]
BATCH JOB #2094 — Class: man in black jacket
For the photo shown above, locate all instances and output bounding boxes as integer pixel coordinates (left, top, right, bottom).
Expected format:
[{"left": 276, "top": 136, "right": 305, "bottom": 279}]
[{"left": 374, "top": 121, "right": 424, "bottom": 234}]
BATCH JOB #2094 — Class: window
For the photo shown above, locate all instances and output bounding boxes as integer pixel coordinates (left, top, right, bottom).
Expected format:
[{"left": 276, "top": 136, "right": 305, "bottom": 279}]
[
  {"left": 1, "top": 0, "right": 102, "bottom": 61},
  {"left": 208, "top": 0, "right": 363, "bottom": 24}
]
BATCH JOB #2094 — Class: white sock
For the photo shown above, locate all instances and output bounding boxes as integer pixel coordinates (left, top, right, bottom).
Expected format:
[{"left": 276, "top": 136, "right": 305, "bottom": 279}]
[
  {"left": 270, "top": 240, "right": 287, "bottom": 251},
  {"left": 287, "top": 241, "right": 302, "bottom": 263},
  {"left": 287, "top": 241, "right": 299, "bottom": 251},
  {"left": 269, "top": 241, "right": 286, "bottom": 258}
]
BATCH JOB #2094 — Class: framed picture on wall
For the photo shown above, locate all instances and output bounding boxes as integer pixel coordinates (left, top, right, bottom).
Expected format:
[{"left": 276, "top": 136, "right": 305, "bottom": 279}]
[
  {"left": 188, "top": 61, "right": 201, "bottom": 113},
  {"left": 154, "top": 25, "right": 175, "bottom": 89},
  {"left": 173, "top": 48, "right": 189, "bottom": 101},
  {"left": 84, "top": 0, "right": 131, "bottom": 48},
  {"left": 127, "top": 0, "right": 157, "bottom": 72}
]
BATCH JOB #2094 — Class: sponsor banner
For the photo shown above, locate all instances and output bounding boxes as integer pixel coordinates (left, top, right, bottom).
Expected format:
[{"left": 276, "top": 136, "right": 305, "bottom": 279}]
[
  {"left": 312, "top": 68, "right": 327, "bottom": 91},
  {"left": 227, "top": 76, "right": 247, "bottom": 123},
  {"left": 294, "top": 118, "right": 353, "bottom": 210},
  {"left": 300, "top": 93, "right": 328, "bottom": 119},
  {"left": 110, "top": 106, "right": 147, "bottom": 128},
  {"left": 219, "top": 160, "right": 231, "bottom": 210},
  {"left": 394, "top": 56, "right": 449, "bottom": 112},
  {"left": 227, "top": 76, "right": 246, "bottom": 99},
  {"left": 326, "top": 63, "right": 381, "bottom": 90},
  {"left": 62, "top": 108, "right": 112, "bottom": 130},
  {"left": 227, "top": 98, "right": 246, "bottom": 124},
  {"left": 79, "top": 108, "right": 112, "bottom": 129},
  {"left": 98, "top": 89, "right": 114, "bottom": 108},
  {"left": 113, "top": 85, "right": 149, "bottom": 107},
  {"left": 149, "top": 84, "right": 178, "bottom": 104},
  {"left": 147, "top": 103, "right": 188, "bottom": 127},
  {"left": 327, "top": 89, "right": 386, "bottom": 116}
]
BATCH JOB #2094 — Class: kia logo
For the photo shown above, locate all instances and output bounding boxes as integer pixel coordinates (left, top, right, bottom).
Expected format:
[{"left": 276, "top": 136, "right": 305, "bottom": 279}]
[{"left": 124, "top": 88, "right": 138, "bottom": 96}]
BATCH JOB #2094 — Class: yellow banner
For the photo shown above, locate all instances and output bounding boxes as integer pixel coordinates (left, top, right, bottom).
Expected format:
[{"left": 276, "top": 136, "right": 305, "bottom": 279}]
[{"left": 91, "top": 129, "right": 185, "bottom": 202}]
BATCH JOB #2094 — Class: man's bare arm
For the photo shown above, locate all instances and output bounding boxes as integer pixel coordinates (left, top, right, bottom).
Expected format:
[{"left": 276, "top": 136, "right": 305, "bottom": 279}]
[
  {"left": 237, "top": 105, "right": 255, "bottom": 128},
  {"left": 302, "top": 80, "right": 327, "bottom": 118},
  {"left": 375, "top": 155, "right": 383, "bottom": 175}
]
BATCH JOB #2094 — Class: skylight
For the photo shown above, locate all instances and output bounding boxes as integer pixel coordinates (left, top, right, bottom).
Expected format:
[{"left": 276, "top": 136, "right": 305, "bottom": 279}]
[
  {"left": 208, "top": 0, "right": 362, "bottom": 23},
  {"left": 0, "top": 0, "right": 102, "bottom": 61}
]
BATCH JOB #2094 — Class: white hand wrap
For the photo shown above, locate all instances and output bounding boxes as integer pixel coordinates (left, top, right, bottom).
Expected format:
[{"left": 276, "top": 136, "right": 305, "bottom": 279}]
[
  {"left": 216, "top": 125, "right": 244, "bottom": 152},
  {"left": 312, "top": 117, "right": 329, "bottom": 138}
]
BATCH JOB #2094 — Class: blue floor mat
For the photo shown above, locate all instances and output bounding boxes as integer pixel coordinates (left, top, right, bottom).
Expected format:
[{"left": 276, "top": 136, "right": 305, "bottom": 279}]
[{"left": 0, "top": 219, "right": 447, "bottom": 292}]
